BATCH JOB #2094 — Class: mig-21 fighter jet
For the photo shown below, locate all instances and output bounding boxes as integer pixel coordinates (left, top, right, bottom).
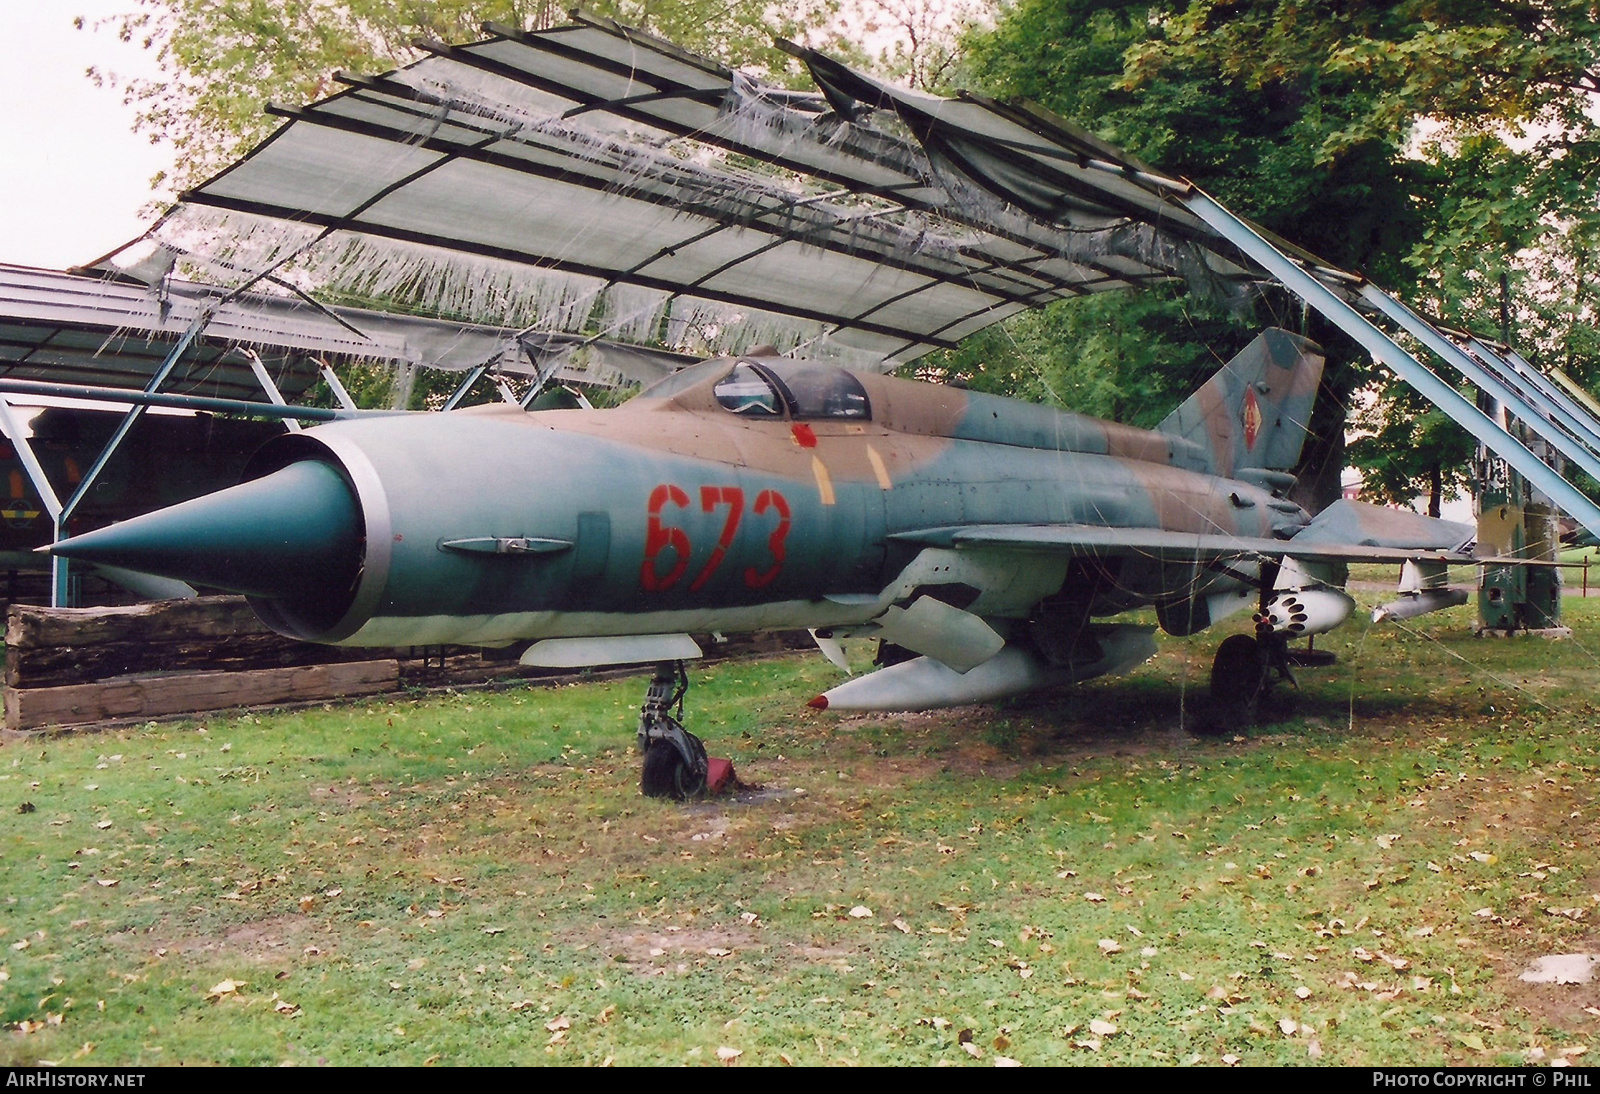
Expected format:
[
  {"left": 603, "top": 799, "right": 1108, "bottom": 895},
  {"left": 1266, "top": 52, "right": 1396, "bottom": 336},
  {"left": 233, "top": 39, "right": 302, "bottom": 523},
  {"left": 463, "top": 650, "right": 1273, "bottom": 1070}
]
[{"left": 50, "top": 326, "right": 1475, "bottom": 797}]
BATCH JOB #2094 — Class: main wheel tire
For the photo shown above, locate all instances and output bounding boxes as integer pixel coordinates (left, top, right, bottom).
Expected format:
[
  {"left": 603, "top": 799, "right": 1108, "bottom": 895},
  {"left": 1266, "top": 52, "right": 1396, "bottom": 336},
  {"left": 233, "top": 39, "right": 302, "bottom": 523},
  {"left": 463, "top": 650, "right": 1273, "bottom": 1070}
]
[
  {"left": 641, "top": 740, "right": 707, "bottom": 800},
  {"left": 1200, "top": 633, "right": 1268, "bottom": 733}
]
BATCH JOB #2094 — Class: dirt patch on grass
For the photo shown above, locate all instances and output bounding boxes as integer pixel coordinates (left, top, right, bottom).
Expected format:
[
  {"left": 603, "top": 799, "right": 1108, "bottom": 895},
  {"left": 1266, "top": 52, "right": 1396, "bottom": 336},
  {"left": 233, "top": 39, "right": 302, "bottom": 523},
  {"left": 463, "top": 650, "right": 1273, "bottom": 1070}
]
[
  {"left": 1496, "top": 946, "right": 1600, "bottom": 1030},
  {"left": 575, "top": 922, "right": 863, "bottom": 978},
  {"left": 128, "top": 914, "right": 324, "bottom": 964}
]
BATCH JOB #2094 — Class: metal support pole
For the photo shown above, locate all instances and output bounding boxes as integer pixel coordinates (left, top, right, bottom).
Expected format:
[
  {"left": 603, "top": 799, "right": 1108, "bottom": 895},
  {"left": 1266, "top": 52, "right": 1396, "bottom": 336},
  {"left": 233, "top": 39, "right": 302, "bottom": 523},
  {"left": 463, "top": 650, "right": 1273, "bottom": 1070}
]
[
  {"left": 59, "top": 308, "right": 214, "bottom": 533},
  {"left": 318, "top": 360, "right": 358, "bottom": 412},
  {"left": 0, "top": 379, "right": 347, "bottom": 422},
  {"left": 1178, "top": 188, "right": 1600, "bottom": 539},
  {"left": 0, "top": 397, "right": 67, "bottom": 606},
  {"left": 244, "top": 349, "right": 303, "bottom": 432},
  {"left": 496, "top": 378, "right": 520, "bottom": 406},
  {"left": 1551, "top": 366, "right": 1600, "bottom": 420},
  {"left": 1355, "top": 285, "right": 1600, "bottom": 481},
  {"left": 518, "top": 348, "right": 569, "bottom": 408},
  {"left": 1477, "top": 343, "right": 1600, "bottom": 451},
  {"left": 441, "top": 365, "right": 487, "bottom": 411}
]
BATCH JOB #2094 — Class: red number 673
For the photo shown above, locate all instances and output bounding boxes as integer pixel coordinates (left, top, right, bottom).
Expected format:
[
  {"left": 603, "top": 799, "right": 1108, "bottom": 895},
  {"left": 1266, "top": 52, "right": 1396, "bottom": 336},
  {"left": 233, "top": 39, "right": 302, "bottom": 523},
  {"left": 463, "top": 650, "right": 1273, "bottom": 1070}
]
[{"left": 639, "top": 484, "right": 789, "bottom": 592}]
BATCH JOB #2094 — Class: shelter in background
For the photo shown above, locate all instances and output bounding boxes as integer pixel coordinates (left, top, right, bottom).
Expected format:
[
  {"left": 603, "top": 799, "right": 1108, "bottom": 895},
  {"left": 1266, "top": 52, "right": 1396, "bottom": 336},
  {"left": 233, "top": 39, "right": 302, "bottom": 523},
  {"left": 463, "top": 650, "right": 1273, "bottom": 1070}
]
[
  {"left": 13, "top": 14, "right": 1600, "bottom": 620},
  {"left": 0, "top": 263, "right": 694, "bottom": 605},
  {"left": 100, "top": 14, "right": 1599, "bottom": 551}
]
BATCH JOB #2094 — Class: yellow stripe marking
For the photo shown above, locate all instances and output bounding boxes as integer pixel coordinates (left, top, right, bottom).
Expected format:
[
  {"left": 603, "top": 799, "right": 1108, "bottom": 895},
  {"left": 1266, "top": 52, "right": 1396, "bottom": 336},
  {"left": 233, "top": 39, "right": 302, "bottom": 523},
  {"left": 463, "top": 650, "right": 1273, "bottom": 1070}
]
[
  {"left": 866, "top": 445, "right": 892, "bottom": 490},
  {"left": 811, "top": 455, "right": 836, "bottom": 506}
]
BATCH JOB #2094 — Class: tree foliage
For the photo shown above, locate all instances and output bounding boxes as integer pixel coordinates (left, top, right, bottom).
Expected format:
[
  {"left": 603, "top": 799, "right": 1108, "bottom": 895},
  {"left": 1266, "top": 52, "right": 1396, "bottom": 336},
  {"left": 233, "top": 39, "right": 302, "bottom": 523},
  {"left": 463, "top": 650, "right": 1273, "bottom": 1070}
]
[
  {"left": 949, "top": 0, "right": 1452, "bottom": 508},
  {"left": 950, "top": 0, "right": 1600, "bottom": 510},
  {"left": 1125, "top": 0, "right": 1600, "bottom": 375},
  {"left": 87, "top": 0, "right": 842, "bottom": 190}
]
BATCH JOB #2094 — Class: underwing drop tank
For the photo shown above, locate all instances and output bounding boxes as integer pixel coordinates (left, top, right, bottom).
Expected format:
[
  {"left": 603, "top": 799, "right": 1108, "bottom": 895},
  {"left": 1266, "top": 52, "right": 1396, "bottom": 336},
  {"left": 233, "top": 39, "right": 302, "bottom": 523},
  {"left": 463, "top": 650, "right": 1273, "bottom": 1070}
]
[{"left": 810, "top": 625, "right": 1157, "bottom": 712}]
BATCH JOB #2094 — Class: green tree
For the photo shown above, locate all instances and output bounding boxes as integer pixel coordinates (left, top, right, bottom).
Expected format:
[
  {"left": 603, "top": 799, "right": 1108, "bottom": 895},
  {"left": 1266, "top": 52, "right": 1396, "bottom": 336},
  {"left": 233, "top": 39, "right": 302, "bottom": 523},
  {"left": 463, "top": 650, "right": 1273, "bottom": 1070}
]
[
  {"left": 1119, "top": 0, "right": 1600, "bottom": 468},
  {"left": 88, "top": 0, "right": 843, "bottom": 191},
  {"left": 950, "top": 0, "right": 1445, "bottom": 510}
]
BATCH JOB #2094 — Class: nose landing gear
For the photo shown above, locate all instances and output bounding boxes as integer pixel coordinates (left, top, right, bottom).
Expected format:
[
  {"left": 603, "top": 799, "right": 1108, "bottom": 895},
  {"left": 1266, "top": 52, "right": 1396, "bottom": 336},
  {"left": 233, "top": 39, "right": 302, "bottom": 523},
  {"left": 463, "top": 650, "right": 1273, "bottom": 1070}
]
[{"left": 637, "top": 661, "right": 709, "bottom": 800}]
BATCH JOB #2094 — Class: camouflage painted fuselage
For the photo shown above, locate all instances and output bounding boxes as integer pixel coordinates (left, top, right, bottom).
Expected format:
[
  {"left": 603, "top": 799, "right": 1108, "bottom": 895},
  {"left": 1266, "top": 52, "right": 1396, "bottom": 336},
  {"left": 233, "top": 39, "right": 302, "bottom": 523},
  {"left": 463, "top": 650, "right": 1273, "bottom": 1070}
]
[{"left": 247, "top": 355, "right": 1311, "bottom": 648}]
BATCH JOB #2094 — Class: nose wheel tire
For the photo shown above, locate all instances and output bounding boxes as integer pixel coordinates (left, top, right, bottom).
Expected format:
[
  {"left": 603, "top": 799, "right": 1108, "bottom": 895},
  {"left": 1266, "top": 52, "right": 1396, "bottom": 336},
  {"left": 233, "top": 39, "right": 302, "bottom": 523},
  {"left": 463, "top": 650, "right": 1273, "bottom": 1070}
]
[
  {"left": 641, "top": 736, "right": 709, "bottom": 800},
  {"left": 637, "top": 660, "right": 710, "bottom": 800}
]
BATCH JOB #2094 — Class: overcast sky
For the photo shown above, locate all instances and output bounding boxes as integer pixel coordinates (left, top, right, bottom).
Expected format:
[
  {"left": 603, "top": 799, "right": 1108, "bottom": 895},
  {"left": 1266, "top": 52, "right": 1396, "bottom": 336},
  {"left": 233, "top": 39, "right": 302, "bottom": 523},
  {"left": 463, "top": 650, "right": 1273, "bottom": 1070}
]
[{"left": 1, "top": 1, "right": 178, "bottom": 270}]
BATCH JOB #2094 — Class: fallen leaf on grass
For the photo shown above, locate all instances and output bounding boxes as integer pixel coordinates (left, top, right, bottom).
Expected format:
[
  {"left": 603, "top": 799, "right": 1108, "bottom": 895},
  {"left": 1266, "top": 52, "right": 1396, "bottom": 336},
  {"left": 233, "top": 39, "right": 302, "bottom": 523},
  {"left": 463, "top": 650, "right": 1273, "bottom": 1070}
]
[
  {"left": 1278, "top": 1017, "right": 1298, "bottom": 1037},
  {"left": 994, "top": 1056, "right": 1020, "bottom": 1067},
  {"left": 1097, "top": 939, "right": 1122, "bottom": 954},
  {"left": 1084, "top": 893, "right": 1105, "bottom": 903},
  {"left": 1089, "top": 1019, "right": 1117, "bottom": 1036},
  {"left": 273, "top": 999, "right": 301, "bottom": 1017},
  {"left": 1073, "top": 1039, "right": 1101, "bottom": 1052},
  {"left": 1222, "top": 1054, "right": 1241, "bottom": 1066},
  {"left": 545, "top": 1016, "right": 570, "bottom": 1033},
  {"left": 95, "top": 879, "right": 118, "bottom": 888},
  {"left": 892, "top": 918, "right": 911, "bottom": 934},
  {"left": 961, "top": 1042, "right": 983, "bottom": 1058},
  {"left": 848, "top": 906, "right": 873, "bottom": 919},
  {"left": 206, "top": 979, "right": 244, "bottom": 1001},
  {"left": 1469, "top": 852, "right": 1496, "bottom": 864},
  {"left": 717, "top": 1046, "right": 742, "bottom": 1064}
]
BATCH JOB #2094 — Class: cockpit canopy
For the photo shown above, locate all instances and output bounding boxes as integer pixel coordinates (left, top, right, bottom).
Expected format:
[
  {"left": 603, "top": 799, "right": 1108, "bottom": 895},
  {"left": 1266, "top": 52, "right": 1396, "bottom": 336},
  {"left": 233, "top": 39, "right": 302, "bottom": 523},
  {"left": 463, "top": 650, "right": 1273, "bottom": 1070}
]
[{"left": 711, "top": 360, "right": 870, "bottom": 420}]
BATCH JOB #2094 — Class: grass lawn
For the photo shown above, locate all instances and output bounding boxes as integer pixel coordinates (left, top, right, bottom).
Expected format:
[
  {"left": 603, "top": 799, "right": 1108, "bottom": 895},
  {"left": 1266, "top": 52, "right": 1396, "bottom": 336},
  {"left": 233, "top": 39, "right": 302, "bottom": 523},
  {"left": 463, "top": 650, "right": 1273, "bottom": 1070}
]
[{"left": 3, "top": 597, "right": 1600, "bottom": 1066}]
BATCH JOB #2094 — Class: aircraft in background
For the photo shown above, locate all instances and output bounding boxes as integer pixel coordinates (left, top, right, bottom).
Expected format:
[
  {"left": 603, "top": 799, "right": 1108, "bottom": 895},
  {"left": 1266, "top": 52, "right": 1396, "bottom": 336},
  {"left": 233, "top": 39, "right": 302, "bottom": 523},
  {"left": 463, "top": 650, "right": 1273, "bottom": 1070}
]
[{"left": 51, "top": 328, "right": 1476, "bottom": 797}]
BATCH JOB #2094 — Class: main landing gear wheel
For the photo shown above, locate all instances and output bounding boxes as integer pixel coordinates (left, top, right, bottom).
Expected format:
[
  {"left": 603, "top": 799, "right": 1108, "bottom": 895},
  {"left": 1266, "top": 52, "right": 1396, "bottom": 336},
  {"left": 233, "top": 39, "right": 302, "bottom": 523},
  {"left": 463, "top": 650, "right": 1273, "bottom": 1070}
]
[
  {"left": 1198, "top": 633, "right": 1296, "bottom": 734},
  {"left": 637, "top": 661, "right": 709, "bottom": 800}
]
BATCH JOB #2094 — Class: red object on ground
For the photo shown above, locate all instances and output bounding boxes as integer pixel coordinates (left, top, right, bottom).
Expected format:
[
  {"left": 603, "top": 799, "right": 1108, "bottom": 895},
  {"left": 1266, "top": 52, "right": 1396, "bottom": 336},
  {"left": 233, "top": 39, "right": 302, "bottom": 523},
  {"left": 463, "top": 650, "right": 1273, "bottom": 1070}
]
[{"left": 706, "top": 757, "right": 736, "bottom": 796}]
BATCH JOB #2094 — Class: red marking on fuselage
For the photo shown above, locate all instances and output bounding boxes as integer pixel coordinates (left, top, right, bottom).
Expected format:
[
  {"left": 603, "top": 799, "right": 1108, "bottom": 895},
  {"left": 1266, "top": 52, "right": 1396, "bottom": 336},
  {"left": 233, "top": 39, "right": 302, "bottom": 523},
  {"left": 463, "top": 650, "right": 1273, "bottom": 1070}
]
[
  {"left": 1242, "top": 388, "right": 1262, "bottom": 451},
  {"left": 639, "top": 484, "right": 792, "bottom": 592},
  {"left": 791, "top": 423, "right": 817, "bottom": 448}
]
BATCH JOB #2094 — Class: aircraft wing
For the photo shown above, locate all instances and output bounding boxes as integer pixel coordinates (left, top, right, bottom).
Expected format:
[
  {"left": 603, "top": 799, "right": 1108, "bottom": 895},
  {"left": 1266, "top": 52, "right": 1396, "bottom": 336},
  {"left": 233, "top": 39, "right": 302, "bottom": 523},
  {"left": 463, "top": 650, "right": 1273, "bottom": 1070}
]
[{"left": 891, "top": 500, "right": 1480, "bottom": 566}]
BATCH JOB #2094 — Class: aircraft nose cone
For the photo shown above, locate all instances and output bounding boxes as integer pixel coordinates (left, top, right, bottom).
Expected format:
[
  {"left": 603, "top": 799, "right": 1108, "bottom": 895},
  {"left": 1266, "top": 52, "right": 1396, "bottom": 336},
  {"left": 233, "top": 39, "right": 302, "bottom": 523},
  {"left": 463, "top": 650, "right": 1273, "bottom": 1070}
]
[{"left": 50, "top": 459, "right": 362, "bottom": 600}]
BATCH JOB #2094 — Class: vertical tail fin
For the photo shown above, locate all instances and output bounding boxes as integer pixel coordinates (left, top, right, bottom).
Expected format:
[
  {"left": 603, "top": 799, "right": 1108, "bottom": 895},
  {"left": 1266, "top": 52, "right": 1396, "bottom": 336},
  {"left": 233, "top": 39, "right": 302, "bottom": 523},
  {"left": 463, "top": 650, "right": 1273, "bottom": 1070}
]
[{"left": 1157, "top": 328, "right": 1324, "bottom": 478}]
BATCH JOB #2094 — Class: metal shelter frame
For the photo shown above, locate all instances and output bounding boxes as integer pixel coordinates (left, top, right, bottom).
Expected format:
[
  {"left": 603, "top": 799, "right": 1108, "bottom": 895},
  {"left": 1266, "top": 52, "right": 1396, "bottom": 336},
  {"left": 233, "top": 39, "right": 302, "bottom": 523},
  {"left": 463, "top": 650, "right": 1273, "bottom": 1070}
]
[{"left": 87, "top": 16, "right": 1600, "bottom": 544}]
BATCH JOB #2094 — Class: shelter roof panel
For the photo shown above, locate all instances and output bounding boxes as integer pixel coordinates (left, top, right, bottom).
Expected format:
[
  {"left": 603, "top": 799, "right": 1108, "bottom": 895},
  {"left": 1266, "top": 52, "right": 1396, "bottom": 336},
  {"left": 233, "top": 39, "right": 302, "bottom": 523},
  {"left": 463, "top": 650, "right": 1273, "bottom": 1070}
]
[
  {"left": 0, "top": 266, "right": 687, "bottom": 415},
  {"left": 934, "top": 303, "right": 1030, "bottom": 343},
  {"left": 143, "top": 16, "right": 1376, "bottom": 371},
  {"left": 203, "top": 128, "right": 444, "bottom": 219}
]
